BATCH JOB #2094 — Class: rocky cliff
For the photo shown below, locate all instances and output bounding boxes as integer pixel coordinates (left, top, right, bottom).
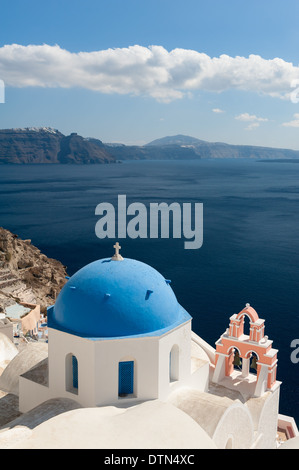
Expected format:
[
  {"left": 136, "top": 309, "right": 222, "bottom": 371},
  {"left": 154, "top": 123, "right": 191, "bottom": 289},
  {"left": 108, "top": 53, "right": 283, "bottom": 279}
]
[
  {"left": 58, "top": 133, "right": 114, "bottom": 164},
  {"left": 2, "top": 128, "right": 299, "bottom": 163},
  {"left": 0, "top": 128, "right": 115, "bottom": 164},
  {"left": 0, "top": 227, "right": 68, "bottom": 312}
]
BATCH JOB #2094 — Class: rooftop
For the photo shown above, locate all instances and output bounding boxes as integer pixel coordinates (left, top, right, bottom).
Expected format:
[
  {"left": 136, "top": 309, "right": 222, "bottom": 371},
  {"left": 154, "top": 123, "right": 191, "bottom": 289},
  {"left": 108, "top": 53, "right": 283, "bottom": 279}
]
[{"left": 49, "top": 253, "right": 191, "bottom": 339}]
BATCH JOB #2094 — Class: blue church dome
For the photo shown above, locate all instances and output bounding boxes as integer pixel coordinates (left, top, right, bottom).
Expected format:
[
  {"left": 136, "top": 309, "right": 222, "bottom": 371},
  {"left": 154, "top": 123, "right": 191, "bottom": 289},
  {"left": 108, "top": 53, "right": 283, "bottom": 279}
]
[{"left": 48, "top": 254, "right": 191, "bottom": 339}]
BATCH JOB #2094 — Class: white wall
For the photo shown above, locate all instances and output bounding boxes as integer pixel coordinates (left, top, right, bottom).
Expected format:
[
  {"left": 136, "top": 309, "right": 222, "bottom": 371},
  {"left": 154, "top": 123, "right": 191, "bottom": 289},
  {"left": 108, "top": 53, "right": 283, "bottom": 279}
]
[
  {"left": 212, "top": 402, "right": 254, "bottom": 449},
  {"left": 93, "top": 321, "right": 195, "bottom": 406},
  {"left": 19, "top": 328, "right": 97, "bottom": 412},
  {"left": 19, "top": 378, "right": 51, "bottom": 413},
  {"left": 158, "top": 321, "right": 208, "bottom": 400},
  {"left": 48, "top": 328, "right": 96, "bottom": 407},
  {"left": 255, "top": 387, "right": 280, "bottom": 449},
  {"left": 20, "top": 320, "right": 206, "bottom": 412},
  {"left": 93, "top": 335, "right": 160, "bottom": 406}
]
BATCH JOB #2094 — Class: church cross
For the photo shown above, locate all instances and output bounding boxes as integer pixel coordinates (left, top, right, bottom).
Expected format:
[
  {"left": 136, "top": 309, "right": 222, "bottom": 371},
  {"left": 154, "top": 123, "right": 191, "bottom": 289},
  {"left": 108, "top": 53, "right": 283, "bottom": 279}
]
[
  {"left": 114, "top": 242, "right": 121, "bottom": 256},
  {"left": 111, "top": 241, "right": 124, "bottom": 261}
]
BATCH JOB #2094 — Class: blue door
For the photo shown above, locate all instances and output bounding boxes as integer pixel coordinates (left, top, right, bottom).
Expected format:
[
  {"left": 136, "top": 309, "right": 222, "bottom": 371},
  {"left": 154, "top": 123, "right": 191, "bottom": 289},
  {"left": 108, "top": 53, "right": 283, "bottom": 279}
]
[{"left": 118, "top": 361, "right": 134, "bottom": 396}]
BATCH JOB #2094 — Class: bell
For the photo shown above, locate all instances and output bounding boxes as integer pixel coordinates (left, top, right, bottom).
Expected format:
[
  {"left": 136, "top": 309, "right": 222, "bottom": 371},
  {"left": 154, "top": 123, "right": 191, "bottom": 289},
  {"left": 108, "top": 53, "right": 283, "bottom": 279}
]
[
  {"left": 233, "top": 351, "right": 242, "bottom": 367},
  {"left": 251, "top": 356, "right": 257, "bottom": 371}
]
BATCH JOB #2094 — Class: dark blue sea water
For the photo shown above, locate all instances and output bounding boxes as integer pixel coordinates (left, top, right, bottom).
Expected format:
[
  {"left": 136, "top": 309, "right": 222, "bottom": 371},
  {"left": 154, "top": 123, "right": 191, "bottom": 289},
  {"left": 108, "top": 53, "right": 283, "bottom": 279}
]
[{"left": 0, "top": 159, "right": 298, "bottom": 423}]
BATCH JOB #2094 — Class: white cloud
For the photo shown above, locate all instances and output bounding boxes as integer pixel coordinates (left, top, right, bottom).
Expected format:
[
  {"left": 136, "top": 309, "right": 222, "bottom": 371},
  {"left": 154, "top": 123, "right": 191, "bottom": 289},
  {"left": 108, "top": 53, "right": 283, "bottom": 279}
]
[
  {"left": 282, "top": 113, "right": 299, "bottom": 128},
  {"left": 212, "top": 108, "right": 225, "bottom": 113},
  {"left": 245, "top": 122, "right": 260, "bottom": 131},
  {"left": 0, "top": 44, "right": 299, "bottom": 102},
  {"left": 235, "top": 113, "right": 268, "bottom": 122},
  {"left": 235, "top": 113, "right": 268, "bottom": 131}
]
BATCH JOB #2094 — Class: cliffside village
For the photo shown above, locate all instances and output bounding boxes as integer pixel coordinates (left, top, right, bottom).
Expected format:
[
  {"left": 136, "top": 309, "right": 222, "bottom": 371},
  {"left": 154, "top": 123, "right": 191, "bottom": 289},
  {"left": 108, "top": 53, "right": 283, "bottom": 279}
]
[{"left": 0, "top": 227, "right": 67, "bottom": 349}]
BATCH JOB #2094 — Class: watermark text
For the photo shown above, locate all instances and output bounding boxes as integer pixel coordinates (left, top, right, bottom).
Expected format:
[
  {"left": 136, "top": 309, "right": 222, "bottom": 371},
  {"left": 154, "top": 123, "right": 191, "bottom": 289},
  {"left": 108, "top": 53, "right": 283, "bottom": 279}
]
[
  {"left": 95, "top": 195, "right": 203, "bottom": 249},
  {"left": 290, "top": 339, "right": 299, "bottom": 364}
]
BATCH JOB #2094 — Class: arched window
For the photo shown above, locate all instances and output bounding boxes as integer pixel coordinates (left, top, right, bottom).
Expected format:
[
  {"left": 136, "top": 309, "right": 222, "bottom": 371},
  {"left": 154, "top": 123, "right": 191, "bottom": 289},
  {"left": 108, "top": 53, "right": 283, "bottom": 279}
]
[
  {"left": 240, "top": 313, "right": 251, "bottom": 337},
  {"left": 233, "top": 348, "right": 242, "bottom": 371},
  {"left": 225, "top": 436, "right": 233, "bottom": 449},
  {"left": 249, "top": 352, "right": 258, "bottom": 375},
  {"left": 169, "top": 345, "right": 179, "bottom": 382},
  {"left": 118, "top": 360, "right": 134, "bottom": 397},
  {"left": 65, "top": 353, "right": 78, "bottom": 394}
]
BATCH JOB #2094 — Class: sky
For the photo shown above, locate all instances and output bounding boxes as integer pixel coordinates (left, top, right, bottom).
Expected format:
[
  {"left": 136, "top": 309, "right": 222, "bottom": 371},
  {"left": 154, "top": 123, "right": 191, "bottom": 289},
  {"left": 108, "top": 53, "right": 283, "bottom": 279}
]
[{"left": 0, "top": 0, "right": 299, "bottom": 148}]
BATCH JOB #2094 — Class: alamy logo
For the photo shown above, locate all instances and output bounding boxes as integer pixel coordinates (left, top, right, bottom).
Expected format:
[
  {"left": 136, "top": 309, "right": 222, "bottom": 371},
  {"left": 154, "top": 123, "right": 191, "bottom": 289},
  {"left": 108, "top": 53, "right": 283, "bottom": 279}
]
[
  {"left": 290, "top": 339, "right": 299, "bottom": 364},
  {"left": 0, "top": 80, "right": 5, "bottom": 103},
  {"left": 95, "top": 195, "right": 203, "bottom": 249}
]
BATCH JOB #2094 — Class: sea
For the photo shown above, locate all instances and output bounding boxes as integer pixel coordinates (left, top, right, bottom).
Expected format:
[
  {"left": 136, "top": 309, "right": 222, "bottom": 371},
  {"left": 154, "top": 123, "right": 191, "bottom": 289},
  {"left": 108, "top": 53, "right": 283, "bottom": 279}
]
[{"left": 0, "top": 158, "right": 298, "bottom": 424}]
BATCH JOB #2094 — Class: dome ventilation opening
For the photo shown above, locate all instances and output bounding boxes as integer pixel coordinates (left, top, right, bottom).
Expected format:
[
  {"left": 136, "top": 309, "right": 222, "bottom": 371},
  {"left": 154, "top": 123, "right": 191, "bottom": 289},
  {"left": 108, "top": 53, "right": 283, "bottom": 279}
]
[{"left": 145, "top": 290, "right": 154, "bottom": 300}]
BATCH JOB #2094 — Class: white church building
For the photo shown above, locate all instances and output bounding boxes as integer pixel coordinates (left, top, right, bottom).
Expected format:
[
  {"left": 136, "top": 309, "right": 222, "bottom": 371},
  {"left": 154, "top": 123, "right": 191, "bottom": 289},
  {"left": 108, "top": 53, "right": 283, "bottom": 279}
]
[
  {"left": 19, "top": 243, "right": 207, "bottom": 411},
  {"left": 18, "top": 243, "right": 298, "bottom": 448}
]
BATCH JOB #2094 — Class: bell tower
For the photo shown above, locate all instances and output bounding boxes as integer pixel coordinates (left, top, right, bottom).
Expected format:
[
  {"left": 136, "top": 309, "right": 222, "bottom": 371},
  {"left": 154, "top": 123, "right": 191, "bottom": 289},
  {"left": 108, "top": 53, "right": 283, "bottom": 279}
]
[{"left": 212, "top": 304, "right": 279, "bottom": 397}]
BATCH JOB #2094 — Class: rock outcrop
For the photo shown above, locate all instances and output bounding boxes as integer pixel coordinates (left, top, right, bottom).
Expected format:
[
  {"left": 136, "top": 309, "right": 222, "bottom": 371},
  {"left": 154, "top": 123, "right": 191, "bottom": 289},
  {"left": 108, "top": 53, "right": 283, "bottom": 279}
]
[
  {"left": 57, "top": 132, "right": 114, "bottom": 164},
  {"left": 0, "top": 227, "right": 67, "bottom": 312}
]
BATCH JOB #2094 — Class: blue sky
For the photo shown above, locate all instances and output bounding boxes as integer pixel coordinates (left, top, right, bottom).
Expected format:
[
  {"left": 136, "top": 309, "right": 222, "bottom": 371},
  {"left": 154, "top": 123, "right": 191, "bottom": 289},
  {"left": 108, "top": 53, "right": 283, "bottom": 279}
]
[{"left": 1, "top": 0, "right": 299, "bottom": 148}]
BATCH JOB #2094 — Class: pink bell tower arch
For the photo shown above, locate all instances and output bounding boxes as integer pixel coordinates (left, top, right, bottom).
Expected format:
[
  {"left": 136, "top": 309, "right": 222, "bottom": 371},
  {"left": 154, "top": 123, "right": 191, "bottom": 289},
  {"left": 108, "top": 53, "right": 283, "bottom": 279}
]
[{"left": 213, "top": 304, "right": 279, "bottom": 397}]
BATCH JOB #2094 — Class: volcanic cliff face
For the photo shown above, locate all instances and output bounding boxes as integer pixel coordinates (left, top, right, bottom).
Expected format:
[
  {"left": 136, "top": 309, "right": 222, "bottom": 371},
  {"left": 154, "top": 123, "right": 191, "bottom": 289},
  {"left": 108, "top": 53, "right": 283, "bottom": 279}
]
[
  {"left": 57, "top": 133, "right": 114, "bottom": 164},
  {"left": 0, "top": 128, "right": 63, "bottom": 164},
  {"left": 0, "top": 227, "right": 68, "bottom": 312},
  {"left": 0, "top": 128, "right": 115, "bottom": 164},
  {"left": 2, "top": 128, "right": 299, "bottom": 163}
]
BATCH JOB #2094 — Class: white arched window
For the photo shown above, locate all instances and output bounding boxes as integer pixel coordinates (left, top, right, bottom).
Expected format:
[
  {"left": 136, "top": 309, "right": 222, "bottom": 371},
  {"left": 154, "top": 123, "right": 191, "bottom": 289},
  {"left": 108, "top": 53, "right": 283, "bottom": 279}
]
[
  {"left": 225, "top": 436, "right": 233, "bottom": 449},
  {"left": 169, "top": 345, "right": 179, "bottom": 382}
]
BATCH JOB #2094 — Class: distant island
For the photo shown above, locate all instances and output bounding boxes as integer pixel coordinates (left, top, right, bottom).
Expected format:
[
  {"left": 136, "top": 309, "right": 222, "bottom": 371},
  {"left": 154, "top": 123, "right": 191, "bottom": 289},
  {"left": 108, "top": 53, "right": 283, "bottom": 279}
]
[
  {"left": 1, "top": 128, "right": 299, "bottom": 164},
  {"left": 259, "top": 159, "right": 299, "bottom": 163},
  {"left": 0, "top": 128, "right": 115, "bottom": 164}
]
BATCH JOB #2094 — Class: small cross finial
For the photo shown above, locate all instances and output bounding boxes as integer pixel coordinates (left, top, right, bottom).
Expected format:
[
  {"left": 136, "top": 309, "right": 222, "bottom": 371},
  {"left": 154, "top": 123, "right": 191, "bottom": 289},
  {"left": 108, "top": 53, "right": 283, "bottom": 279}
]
[{"left": 111, "top": 241, "right": 124, "bottom": 261}]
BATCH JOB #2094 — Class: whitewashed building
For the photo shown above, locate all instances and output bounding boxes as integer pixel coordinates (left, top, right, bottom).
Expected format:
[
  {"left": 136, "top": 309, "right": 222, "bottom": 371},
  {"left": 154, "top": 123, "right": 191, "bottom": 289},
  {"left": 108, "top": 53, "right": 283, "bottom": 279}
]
[
  {"left": 18, "top": 244, "right": 298, "bottom": 448},
  {"left": 19, "top": 243, "right": 207, "bottom": 412}
]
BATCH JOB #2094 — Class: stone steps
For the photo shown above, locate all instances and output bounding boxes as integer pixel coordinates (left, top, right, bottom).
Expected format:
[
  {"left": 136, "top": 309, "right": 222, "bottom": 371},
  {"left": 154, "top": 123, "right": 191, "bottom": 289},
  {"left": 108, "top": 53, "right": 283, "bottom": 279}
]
[
  {"left": 0, "top": 279, "right": 20, "bottom": 290},
  {"left": 0, "top": 274, "right": 18, "bottom": 283}
]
